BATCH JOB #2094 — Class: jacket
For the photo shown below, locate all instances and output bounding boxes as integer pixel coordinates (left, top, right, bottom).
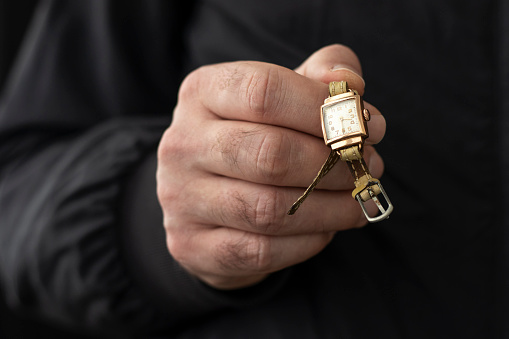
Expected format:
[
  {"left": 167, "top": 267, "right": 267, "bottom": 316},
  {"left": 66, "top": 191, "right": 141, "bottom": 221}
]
[{"left": 0, "top": 0, "right": 507, "bottom": 338}]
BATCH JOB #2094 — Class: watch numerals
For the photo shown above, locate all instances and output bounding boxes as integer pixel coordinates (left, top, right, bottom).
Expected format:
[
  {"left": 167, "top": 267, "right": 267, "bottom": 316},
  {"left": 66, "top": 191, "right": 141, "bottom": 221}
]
[{"left": 322, "top": 96, "right": 364, "bottom": 142}]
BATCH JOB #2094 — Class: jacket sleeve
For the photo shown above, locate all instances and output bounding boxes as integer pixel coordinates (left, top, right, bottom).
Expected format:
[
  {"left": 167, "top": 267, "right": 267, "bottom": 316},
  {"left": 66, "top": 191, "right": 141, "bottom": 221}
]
[{"left": 0, "top": 0, "right": 289, "bottom": 337}]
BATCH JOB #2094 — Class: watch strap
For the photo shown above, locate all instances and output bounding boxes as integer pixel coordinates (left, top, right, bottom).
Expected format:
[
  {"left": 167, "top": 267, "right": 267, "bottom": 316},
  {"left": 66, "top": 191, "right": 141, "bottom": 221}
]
[
  {"left": 340, "top": 146, "right": 381, "bottom": 201},
  {"left": 287, "top": 81, "right": 355, "bottom": 215},
  {"left": 329, "top": 81, "right": 348, "bottom": 96},
  {"left": 287, "top": 149, "right": 340, "bottom": 215}
]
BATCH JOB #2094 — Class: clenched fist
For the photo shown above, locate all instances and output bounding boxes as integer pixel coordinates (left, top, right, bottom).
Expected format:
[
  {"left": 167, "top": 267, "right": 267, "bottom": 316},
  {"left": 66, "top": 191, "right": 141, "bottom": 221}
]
[{"left": 157, "top": 44, "right": 386, "bottom": 289}]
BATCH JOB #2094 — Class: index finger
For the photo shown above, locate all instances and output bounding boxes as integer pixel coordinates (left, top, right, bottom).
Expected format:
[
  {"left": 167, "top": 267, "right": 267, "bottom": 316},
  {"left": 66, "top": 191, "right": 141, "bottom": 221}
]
[{"left": 185, "top": 61, "right": 328, "bottom": 137}]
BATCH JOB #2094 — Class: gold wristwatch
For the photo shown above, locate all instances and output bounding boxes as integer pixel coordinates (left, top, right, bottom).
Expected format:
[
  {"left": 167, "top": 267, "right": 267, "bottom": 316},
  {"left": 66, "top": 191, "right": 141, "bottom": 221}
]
[{"left": 288, "top": 81, "right": 393, "bottom": 223}]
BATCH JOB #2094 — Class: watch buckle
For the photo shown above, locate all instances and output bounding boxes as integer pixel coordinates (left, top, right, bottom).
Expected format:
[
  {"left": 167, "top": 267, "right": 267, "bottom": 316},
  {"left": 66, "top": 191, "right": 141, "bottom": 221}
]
[{"left": 356, "top": 180, "right": 393, "bottom": 223}]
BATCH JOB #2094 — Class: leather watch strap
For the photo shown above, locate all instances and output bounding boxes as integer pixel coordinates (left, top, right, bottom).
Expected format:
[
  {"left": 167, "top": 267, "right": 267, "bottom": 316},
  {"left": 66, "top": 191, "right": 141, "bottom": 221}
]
[
  {"left": 329, "top": 81, "right": 349, "bottom": 96},
  {"left": 287, "top": 149, "right": 340, "bottom": 215},
  {"left": 340, "top": 145, "right": 381, "bottom": 201}
]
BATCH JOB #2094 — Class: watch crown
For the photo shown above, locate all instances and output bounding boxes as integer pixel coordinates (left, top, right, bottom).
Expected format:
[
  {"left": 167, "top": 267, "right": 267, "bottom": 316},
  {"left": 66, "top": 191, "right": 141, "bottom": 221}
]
[{"left": 363, "top": 109, "right": 371, "bottom": 121}]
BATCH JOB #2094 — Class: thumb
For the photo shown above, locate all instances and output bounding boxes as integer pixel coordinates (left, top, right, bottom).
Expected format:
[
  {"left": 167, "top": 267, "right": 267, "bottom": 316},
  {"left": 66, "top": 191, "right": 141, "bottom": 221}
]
[
  {"left": 295, "top": 44, "right": 365, "bottom": 95},
  {"left": 295, "top": 44, "right": 386, "bottom": 148}
]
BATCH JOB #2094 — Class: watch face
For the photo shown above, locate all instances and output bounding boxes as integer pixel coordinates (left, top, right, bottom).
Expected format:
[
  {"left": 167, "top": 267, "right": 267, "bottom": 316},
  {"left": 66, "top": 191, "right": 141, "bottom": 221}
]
[{"left": 322, "top": 97, "right": 361, "bottom": 142}]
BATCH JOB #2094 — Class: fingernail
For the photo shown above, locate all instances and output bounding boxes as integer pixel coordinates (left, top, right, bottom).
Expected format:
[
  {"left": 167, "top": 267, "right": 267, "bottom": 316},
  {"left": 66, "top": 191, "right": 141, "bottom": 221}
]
[{"left": 330, "top": 66, "right": 365, "bottom": 87}]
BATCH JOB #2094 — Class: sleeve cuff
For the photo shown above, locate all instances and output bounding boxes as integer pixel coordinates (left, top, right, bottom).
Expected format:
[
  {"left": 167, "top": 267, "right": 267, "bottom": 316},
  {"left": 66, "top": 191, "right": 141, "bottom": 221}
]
[{"left": 118, "top": 151, "right": 292, "bottom": 327}]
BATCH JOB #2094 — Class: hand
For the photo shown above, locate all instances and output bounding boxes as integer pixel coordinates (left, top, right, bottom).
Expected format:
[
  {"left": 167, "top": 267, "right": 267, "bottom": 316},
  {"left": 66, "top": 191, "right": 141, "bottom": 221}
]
[{"left": 156, "top": 44, "right": 386, "bottom": 289}]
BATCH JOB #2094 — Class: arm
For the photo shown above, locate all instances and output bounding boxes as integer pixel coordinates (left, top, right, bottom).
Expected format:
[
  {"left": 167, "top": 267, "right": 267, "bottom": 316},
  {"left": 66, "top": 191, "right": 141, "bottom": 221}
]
[
  {"left": 0, "top": 1, "right": 299, "bottom": 335},
  {"left": 0, "top": 0, "right": 198, "bottom": 336},
  {"left": 156, "top": 44, "right": 387, "bottom": 290}
]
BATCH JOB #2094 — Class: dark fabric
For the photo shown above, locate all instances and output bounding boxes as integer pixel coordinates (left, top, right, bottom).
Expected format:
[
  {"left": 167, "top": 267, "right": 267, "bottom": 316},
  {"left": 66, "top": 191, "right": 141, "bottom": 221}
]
[
  {"left": 0, "top": 0, "right": 38, "bottom": 94},
  {"left": 0, "top": 0, "right": 507, "bottom": 338},
  {"left": 0, "top": 283, "right": 93, "bottom": 339},
  {"left": 118, "top": 151, "right": 293, "bottom": 336},
  {"left": 0, "top": 0, "right": 191, "bottom": 336}
]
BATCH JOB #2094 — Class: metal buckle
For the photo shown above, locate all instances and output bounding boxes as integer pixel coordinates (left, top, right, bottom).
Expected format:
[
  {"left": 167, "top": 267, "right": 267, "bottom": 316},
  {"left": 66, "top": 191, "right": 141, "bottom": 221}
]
[{"left": 356, "top": 181, "right": 393, "bottom": 223}]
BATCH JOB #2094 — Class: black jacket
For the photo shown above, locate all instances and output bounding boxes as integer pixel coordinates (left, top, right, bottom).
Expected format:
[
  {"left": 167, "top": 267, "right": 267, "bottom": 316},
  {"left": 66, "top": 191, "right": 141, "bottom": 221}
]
[{"left": 0, "top": 0, "right": 507, "bottom": 338}]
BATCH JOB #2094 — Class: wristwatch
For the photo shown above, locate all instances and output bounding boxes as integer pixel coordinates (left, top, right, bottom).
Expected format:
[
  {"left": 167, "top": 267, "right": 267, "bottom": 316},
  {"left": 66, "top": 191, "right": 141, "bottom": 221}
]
[{"left": 288, "top": 81, "right": 393, "bottom": 223}]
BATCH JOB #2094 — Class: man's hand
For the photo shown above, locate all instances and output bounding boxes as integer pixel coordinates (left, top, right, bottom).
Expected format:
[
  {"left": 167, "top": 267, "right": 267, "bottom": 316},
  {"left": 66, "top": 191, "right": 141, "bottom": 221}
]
[{"left": 156, "top": 44, "right": 386, "bottom": 289}]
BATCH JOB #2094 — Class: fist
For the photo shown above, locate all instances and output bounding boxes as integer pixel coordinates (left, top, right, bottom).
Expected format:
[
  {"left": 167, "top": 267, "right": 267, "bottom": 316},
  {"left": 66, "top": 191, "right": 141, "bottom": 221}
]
[{"left": 157, "top": 44, "right": 386, "bottom": 289}]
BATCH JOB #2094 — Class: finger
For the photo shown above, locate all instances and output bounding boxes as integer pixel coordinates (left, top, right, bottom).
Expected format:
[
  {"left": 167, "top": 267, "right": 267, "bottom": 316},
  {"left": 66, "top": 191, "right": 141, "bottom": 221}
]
[
  {"left": 166, "top": 222, "right": 335, "bottom": 289},
  {"left": 293, "top": 44, "right": 385, "bottom": 142},
  {"left": 181, "top": 61, "right": 327, "bottom": 138},
  {"left": 177, "top": 60, "right": 384, "bottom": 145},
  {"left": 180, "top": 175, "right": 371, "bottom": 236},
  {"left": 295, "top": 44, "right": 365, "bottom": 94},
  {"left": 364, "top": 102, "right": 386, "bottom": 143},
  {"left": 196, "top": 120, "right": 385, "bottom": 188}
]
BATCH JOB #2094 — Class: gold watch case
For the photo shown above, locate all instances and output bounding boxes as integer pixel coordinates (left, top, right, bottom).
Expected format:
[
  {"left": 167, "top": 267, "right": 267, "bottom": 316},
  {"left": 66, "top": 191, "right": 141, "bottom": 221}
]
[{"left": 320, "top": 90, "right": 370, "bottom": 151}]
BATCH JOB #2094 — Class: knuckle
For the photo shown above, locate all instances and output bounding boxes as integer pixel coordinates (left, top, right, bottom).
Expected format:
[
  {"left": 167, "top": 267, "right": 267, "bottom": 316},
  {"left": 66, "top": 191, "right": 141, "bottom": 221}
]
[
  {"left": 165, "top": 230, "right": 189, "bottom": 265},
  {"left": 214, "top": 126, "right": 292, "bottom": 183},
  {"left": 230, "top": 187, "right": 285, "bottom": 235},
  {"left": 157, "top": 183, "right": 183, "bottom": 216},
  {"left": 156, "top": 136, "right": 186, "bottom": 198},
  {"left": 178, "top": 66, "right": 205, "bottom": 102},
  {"left": 253, "top": 131, "right": 291, "bottom": 182},
  {"left": 156, "top": 178, "right": 173, "bottom": 206},
  {"left": 250, "top": 188, "right": 286, "bottom": 234},
  {"left": 216, "top": 233, "right": 272, "bottom": 273},
  {"left": 242, "top": 67, "right": 283, "bottom": 119},
  {"left": 158, "top": 124, "right": 188, "bottom": 162},
  {"left": 157, "top": 133, "right": 176, "bottom": 162},
  {"left": 212, "top": 126, "right": 244, "bottom": 170}
]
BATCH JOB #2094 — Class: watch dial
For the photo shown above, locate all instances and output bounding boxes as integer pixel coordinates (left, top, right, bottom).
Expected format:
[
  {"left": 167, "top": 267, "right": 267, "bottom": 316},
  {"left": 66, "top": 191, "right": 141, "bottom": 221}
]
[{"left": 322, "top": 98, "right": 361, "bottom": 140}]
